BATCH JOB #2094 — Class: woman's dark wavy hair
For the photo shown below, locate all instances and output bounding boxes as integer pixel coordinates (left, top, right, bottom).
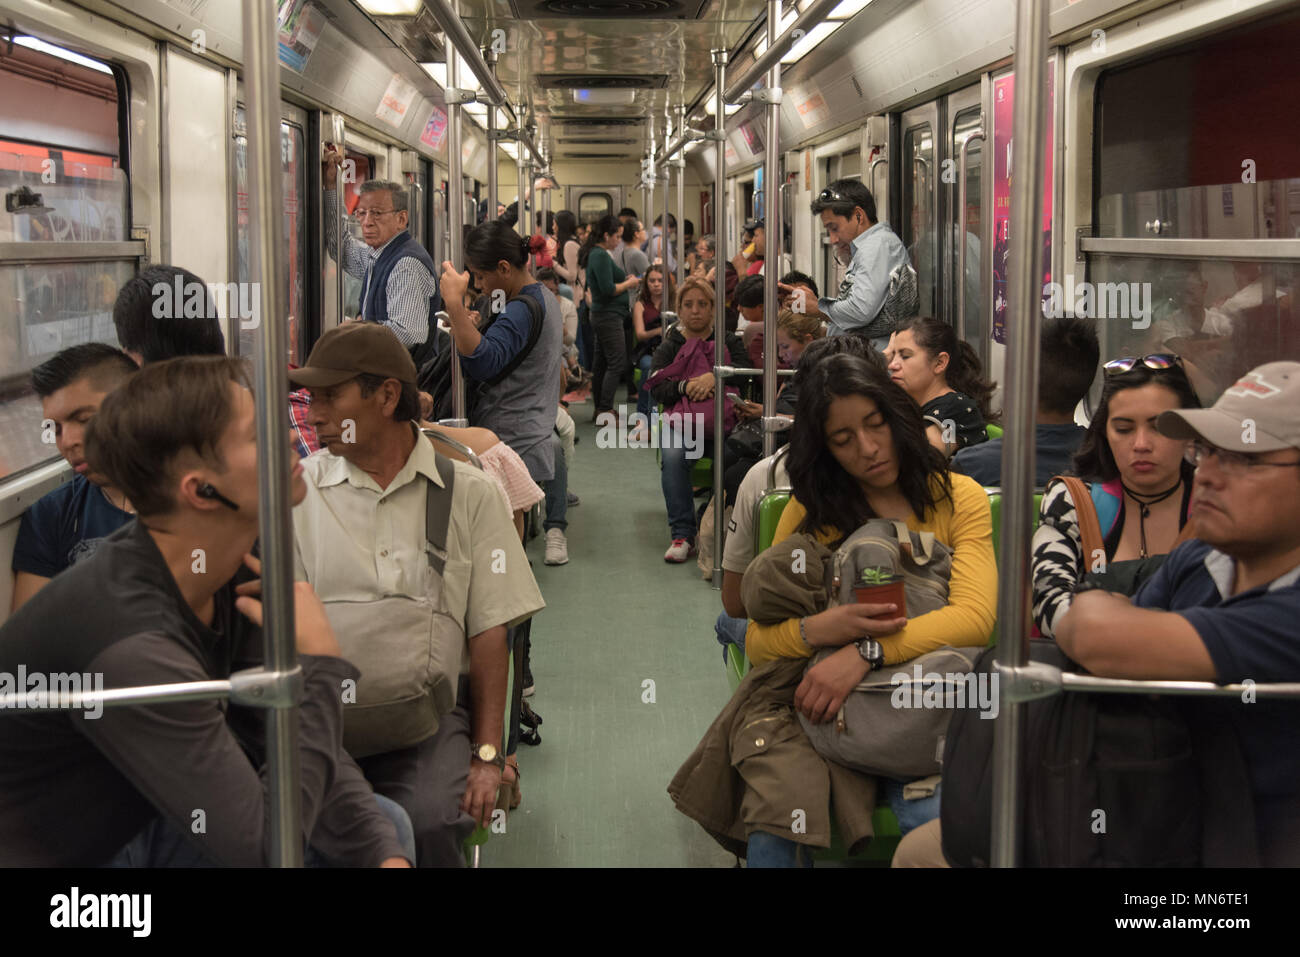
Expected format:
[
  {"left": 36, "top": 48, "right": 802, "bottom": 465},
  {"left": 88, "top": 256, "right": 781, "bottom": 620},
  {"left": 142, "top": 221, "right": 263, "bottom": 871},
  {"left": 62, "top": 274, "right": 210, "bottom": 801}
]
[
  {"left": 555, "top": 210, "right": 578, "bottom": 251},
  {"left": 789, "top": 353, "right": 952, "bottom": 544},
  {"left": 464, "top": 220, "right": 529, "bottom": 271},
  {"left": 895, "top": 316, "right": 1000, "bottom": 425},
  {"left": 579, "top": 214, "right": 621, "bottom": 269},
  {"left": 1072, "top": 361, "right": 1201, "bottom": 483}
]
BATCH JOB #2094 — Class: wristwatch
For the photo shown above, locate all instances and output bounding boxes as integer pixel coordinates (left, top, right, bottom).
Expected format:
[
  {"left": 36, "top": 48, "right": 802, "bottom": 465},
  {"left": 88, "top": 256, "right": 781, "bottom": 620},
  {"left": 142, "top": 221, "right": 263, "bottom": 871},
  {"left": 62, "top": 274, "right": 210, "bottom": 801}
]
[
  {"left": 471, "top": 743, "right": 505, "bottom": 770},
  {"left": 856, "top": 638, "right": 884, "bottom": 671}
]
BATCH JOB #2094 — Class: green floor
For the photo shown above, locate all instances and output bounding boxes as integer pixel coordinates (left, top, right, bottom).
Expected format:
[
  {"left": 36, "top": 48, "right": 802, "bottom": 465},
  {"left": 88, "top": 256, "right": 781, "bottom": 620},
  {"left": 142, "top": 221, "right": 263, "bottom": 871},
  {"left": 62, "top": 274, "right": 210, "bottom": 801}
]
[{"left": 489, "top": 397, "right": 737, "bottom": 867}]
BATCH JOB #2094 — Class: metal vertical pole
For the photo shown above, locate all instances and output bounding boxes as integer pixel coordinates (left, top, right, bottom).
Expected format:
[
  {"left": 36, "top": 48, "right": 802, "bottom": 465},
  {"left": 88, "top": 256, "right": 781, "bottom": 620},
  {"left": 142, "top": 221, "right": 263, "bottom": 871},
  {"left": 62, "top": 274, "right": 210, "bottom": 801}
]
[
  {"left": 330, "top": 114, "right": 346, "bottom": 325},
  {"left": 676, "top": 106, "right": 686, "bottom": 290},
  {"left": 990, "top": 0, "right": 1050, "bottom": 869},
  {"left": 446, "top": 3, "right": 469, "bottom": 428},
  {"left": 760, "top": 0, "right": 781, "bottom": 459},
  {"left": 662, "top": 113, "right": 672, "bottom": 271},
  {"left": 516, "top": 117, "right": 527, "bottom": 236},
  {"left": 485, "top": 50, "right": 498, "bottom": 223},
  {"left": 710, "top": 48, "right": 728, "bottom": 591},
  {"left": 240, "top": 0, "right": 300, "bottom": 867}
]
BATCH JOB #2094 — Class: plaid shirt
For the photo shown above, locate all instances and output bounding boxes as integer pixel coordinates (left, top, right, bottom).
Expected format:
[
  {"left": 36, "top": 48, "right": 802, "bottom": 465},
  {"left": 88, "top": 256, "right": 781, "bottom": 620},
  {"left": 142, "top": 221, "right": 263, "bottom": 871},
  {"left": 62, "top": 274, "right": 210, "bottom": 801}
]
[{"left": 289, "top": 389, "right": 320, "bottom": 460}]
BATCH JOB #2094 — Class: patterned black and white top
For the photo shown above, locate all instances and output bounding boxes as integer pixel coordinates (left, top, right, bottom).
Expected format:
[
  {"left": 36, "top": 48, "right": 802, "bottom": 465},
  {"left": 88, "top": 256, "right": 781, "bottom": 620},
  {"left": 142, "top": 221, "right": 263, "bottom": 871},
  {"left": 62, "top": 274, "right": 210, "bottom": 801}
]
[{"left": 1030, "top": 478, "right": 1109, "bottom": 639}]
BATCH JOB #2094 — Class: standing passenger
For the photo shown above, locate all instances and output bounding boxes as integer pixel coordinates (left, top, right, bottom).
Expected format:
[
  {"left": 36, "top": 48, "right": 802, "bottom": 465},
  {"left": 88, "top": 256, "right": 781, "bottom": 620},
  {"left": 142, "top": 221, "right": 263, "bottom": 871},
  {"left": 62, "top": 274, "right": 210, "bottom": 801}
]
[{"left": 585, "top": 214, "right": 642, "bottom": 423}]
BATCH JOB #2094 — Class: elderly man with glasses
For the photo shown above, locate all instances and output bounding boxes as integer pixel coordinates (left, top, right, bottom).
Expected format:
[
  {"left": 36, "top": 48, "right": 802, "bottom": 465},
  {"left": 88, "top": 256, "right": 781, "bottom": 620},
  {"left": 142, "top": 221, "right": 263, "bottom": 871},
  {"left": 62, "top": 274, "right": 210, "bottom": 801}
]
[
  {"left": 781, "top": 178, "right": 915, "bottom": 348},
  {"left": 323, "top": 145, "right": 441, "bottom": 368}
]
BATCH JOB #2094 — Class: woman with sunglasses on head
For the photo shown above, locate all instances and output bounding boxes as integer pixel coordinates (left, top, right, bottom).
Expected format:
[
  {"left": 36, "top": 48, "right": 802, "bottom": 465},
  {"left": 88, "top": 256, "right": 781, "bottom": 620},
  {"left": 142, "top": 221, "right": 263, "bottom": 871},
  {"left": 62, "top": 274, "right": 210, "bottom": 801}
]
[
  {"left": 1031, "top": 354, "right": 1201, "bottom": 638},
  {"left": 885, "top": 316, "right": 998, "bottom": 457}
]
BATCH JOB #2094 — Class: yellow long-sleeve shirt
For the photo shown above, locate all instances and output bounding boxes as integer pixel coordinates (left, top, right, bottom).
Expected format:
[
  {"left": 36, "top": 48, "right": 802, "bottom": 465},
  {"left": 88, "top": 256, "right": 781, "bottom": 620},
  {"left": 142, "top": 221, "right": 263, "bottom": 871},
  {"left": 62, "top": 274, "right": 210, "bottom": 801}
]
[{"left": 744, "top": 473, "right": 998, "bottom": 666}]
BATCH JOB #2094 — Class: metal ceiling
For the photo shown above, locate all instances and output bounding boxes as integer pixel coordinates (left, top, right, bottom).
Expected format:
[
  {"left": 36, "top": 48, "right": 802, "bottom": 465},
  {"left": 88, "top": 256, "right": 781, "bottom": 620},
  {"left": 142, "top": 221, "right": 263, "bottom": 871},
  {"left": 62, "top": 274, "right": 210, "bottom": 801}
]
[{"left": 350, "top": 0, "right": 774, "bottom": 160}]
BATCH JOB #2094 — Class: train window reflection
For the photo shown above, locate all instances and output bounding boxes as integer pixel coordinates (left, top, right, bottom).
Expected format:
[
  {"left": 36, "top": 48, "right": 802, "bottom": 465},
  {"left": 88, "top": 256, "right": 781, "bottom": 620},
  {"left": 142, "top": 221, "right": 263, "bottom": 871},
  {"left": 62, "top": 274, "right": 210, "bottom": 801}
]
[
  {"left": 903, "top": 124, "right": 935, "bottom": 316},
  {"left": 234, "top": 113, "right": 306, "bottom": 364},
  {"left": 1095, "top": 9, "right": 1300, "bottom": 240},
  {"left": 0, "top": 260, "right": 133, "bottom": 481},
  {"left": 0, "top": 145, "right": 127, "bottom": 243},
  {"left": 1088, "top": 255, "right": 1298, "bottom": 407}
]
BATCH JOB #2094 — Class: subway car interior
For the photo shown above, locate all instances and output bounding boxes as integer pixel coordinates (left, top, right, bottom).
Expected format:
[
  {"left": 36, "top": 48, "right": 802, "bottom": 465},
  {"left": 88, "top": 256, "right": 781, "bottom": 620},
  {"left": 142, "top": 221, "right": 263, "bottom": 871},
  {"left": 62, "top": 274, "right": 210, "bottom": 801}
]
[{"left": 0, "top": 0, "right": 1298, "bottom": 881}]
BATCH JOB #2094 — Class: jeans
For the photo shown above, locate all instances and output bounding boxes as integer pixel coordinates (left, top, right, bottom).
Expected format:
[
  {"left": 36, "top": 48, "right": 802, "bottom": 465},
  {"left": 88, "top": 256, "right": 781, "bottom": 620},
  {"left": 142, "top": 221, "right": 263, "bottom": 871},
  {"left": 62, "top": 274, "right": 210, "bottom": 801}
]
[
  {"left": 744, "top": 780, "right": 942, "bottom": 867},
  {"left": 590, "top": 310, "right": 629, "bottom": 412},
  {"left": 577, "top": 304, "right": 593, "bottom": 370},
  {"left": 636, "top": 353, "right": 655, "bottom": 418},
  {"left": 714, "top": 610, "right": 748, "bottom": 662},
  {"left": 107, "top": 794, "right": 417, "bottom": 867},
  {"left": 660, "top": 424, "right": 702, "bottom": 541},
  {"left": 542, "top": 430, "right": 568, "bottom": 533}
]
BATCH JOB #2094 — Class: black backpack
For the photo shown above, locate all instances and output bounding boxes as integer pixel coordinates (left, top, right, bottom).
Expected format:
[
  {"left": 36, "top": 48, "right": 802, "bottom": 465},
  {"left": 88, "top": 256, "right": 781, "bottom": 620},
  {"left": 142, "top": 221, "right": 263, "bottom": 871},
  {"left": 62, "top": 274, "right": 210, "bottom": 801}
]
[
  {"left": 419, "top": 292, "right": 545, "bottom": 422},
  {"left": 940, "top": 640, "right": 1259, "bottom": 867}
]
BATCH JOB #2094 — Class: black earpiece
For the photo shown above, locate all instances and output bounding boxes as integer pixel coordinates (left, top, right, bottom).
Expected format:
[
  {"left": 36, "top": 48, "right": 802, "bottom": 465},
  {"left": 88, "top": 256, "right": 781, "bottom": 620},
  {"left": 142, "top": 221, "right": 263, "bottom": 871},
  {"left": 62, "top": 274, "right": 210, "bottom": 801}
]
[{"left": 197, "top": 483, "right": 240, "bottom": 511}]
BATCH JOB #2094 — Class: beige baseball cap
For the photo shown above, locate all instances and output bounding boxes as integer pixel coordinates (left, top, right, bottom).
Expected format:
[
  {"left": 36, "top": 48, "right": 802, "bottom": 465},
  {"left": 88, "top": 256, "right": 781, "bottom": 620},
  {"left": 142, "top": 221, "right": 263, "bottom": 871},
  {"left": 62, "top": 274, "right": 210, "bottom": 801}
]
[
  {"left": 288, "top": 322, "right": 417, "bottom": 388},
  {"left": 1157, "top": 361, "right": 1300, "bottom": 453}
]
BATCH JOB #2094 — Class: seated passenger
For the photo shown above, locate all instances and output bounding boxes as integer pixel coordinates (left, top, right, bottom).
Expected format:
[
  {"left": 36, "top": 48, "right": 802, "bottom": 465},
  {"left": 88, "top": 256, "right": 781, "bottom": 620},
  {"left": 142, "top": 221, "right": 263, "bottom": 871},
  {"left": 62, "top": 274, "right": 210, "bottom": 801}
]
[
  {"left": 1057, "top": 360, "right": 1300, "bottom": 865},
  {"left": 715, "top": 335, "right": 879, "bottom": 657},
  {"left": 777, "top": 269, "right": 819, "bottom": 318},
  {"left": 740, "top": 355, "right": 996, "bottom": 864},
  {"left": 0, "top": 356, "right": 412, "bottom": 866},
  {"left": 290, "top": 323, "right": 545, "bottom": 866},
  {"left": 11, "top": 344, "right": 138, "bottom": 610},
  {"left": 1032, "top": 355, "right": 1199, "bottom": 637},
  {"left": 885, "top": 316, "right": 997, "bottom": 456},
  {"left": 645, "top": 277, "right": 749, "bottom": 563},
  {"left": 951, "top": 316, "right": 1099, "bottom": 487}
]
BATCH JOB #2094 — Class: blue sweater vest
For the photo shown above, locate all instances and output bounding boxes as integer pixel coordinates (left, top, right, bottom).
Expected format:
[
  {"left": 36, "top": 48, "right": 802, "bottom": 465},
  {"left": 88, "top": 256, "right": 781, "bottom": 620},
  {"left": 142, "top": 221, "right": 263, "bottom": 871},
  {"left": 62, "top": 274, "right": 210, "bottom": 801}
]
[{"left": 363, "top": 230, "right": 441, "bottom": 368}]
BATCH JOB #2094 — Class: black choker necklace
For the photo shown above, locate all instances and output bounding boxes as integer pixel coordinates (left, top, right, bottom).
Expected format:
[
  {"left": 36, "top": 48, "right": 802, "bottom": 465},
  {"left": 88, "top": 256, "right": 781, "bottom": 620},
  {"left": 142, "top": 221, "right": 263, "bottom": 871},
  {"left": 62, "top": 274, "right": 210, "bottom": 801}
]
[{"left": 1121, "top": 479, "right": 1182, "bottom": 559}]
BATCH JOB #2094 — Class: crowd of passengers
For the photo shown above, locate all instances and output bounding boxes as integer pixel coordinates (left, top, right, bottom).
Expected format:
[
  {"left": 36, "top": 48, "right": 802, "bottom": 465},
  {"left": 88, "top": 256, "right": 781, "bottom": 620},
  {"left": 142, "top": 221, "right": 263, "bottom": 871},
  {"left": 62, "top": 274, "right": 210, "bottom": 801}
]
[
  {"left": 1, "top": 171, "right": 1297, "bottom": 869},
  {"left": 664, "top": 178, "right": 1300, "bottom": 867}
]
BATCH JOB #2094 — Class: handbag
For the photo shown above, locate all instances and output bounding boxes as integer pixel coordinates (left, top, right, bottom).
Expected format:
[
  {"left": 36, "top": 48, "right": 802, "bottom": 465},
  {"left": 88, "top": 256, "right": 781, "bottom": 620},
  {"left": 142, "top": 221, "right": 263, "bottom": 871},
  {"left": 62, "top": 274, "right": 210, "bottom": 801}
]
[
  {"left": 799, "top": 518, "right": 978, "bottom": 779},
  {"left": 324, "top": 452, "right": 467, "bottom": 758},
  {"left": 644, "top": 336, "right": 738, "bottom": 439}
]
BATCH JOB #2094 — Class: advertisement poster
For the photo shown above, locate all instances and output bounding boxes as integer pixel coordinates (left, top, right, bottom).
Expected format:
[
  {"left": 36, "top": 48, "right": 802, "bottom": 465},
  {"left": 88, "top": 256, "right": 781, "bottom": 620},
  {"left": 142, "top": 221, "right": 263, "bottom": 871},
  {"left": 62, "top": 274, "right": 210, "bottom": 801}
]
[
  {"left": 991, "top": 63, "right": 1054, "bottom": 345},
  {"left": 796, "top": 89, "right": 831, "bottom": 129},
  {"left": 420, "top": 107, "right": 448, "bottom": 151},
  {"left": 740, "top": 121, "right": 763, "bottom": 156},
  {"left": 376, "top": 73, "right": 418, "bottom": 128},
  {"left": 277, "top": 0, "right": 324, "bottom": 73}
]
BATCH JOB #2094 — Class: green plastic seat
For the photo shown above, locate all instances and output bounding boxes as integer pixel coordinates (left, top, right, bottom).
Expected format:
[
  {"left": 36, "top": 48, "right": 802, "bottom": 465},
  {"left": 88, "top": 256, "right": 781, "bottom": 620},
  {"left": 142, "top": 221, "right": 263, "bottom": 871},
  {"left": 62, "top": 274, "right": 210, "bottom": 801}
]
[
  {"left": 985, "top": 488, "right": 1044, "bottom": 646},
  {"left": 985, "top": 423, "right": 1004, "bottom": 440}
]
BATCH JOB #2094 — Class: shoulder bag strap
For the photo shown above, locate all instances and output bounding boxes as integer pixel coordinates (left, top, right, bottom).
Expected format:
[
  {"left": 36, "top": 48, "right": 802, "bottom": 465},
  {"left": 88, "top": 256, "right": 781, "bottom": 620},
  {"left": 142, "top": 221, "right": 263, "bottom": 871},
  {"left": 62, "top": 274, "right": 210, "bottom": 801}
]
[
  {"left": 484, "top": 292, "right": 545, "bottom": 387},
  {"left": 425, "top": 451, "right": 456, "bottom": 578},
  {"left": 1054, "top": 474, "right": 1105, "bottom": 566}
]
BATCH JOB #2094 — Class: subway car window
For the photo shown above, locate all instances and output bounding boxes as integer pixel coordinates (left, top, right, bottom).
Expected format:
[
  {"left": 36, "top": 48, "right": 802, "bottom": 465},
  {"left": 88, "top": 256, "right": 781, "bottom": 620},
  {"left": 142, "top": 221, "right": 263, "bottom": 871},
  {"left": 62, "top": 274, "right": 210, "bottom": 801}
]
[
  {"left": 0, "top": 38, "right": 127, "bottom": 482},
  {"left": 577, "top": 191, "right": 611, "bottom": 223},
  {"left": 1095, "top": 10, "right": 1300, "bottom": 240},
  {"left": 234, "top": 111, "right": 306, "bottom": 364},
  {"left": 904, "top": 124, "right": 936, "bottom": 317},
  {"left": 954, "top": 108, "right": 983, "bottom": 331}
]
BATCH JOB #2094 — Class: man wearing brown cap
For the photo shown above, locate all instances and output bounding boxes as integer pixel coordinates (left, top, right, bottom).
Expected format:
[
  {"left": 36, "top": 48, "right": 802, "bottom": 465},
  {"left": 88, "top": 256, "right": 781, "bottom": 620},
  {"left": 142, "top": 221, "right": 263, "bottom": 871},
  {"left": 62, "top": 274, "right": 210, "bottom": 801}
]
[
  {"left": 289, "top": 323, "right": 545, "bottom": 867},
  {"left": 1054, "top": 360, "right": 1300, "bottom": 864}
]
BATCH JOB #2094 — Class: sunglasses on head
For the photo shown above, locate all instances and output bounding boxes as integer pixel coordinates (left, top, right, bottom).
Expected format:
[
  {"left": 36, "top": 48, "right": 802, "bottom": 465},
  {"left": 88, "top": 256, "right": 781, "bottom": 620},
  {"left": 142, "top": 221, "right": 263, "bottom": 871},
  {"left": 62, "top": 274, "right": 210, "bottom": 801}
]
[
  {"left": 1103, "top": 354, "right": 1182, "bottom": 375},
  {"left": 816, "top": 188, "right": 850, "bottom": 205}
]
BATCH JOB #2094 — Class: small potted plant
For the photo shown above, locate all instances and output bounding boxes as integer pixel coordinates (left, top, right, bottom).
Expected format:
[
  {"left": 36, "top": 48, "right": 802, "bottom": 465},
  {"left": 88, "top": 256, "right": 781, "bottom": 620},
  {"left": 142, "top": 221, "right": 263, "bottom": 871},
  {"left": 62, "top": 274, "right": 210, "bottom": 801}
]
[{"left": 853, "top": 566, "right": 907, "bottom": 620}]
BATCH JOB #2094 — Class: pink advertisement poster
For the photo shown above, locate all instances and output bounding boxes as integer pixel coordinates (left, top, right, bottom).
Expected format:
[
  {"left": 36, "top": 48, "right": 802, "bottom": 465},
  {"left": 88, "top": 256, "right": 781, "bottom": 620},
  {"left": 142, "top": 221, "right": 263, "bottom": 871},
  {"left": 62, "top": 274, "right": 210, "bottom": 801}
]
[
  {"left": 991, "top": 65, "right": 1054, "bottom": 345},
  {"left": 420, "top": 107, "right": 448, "bottom": 152}
]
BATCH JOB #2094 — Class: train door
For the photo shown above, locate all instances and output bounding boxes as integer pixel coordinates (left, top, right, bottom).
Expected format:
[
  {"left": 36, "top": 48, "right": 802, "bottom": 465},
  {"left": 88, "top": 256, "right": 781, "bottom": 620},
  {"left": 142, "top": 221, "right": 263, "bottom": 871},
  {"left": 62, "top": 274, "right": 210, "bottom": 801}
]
[
  {"left": 900, "top": 102, "right": 940, "bottom": 321},
  {"left": 233, "top": 99, "right": 308, "bottom": 364},
  {"left": 945, "top": 85, "right": 986, "bottom": 364}
]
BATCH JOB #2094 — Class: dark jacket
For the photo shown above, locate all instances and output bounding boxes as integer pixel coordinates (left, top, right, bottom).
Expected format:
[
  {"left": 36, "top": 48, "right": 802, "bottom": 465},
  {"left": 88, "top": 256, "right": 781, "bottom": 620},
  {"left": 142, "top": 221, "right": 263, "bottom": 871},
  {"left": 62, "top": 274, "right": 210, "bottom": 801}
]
[
  {"left": 648, "top": 324, "right": 748, "bottom": 408},
  {"left": 668, "top": 533, "right": 879, "bottom": 857}
]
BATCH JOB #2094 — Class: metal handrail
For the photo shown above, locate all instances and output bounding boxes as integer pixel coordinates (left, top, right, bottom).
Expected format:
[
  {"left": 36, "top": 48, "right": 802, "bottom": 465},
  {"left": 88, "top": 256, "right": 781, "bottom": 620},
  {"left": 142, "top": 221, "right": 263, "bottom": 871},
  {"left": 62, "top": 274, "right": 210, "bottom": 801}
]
[
  {"left": 710, "top": 48, "right": 729, "bottom": 590},
  {"left": 421, "top": 427, "right": 484, "bottom": 470},
  {"left": 989, "top": 0, "right": 1050, "bottom": 869},
  {"left": 722, "top": 0, "right": 842, "bottom": 104}
]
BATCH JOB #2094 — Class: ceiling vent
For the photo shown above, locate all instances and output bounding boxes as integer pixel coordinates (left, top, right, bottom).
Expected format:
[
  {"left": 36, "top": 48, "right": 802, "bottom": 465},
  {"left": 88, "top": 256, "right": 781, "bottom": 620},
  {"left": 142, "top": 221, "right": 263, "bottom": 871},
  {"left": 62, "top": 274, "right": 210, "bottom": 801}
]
[
  {"left": 508, "top": 0, "right": 712, "bottom": 19},
  {"left": 536, "top": 73, "right": 668, "bottom": 90},
  {"left": 558, "top": 138, "right": 640, "bottom": 145},
  {"left": 561, "top": 118, "right": 645, "bottom": 128},
  {"left": 564, "top": 152, "right": 636, "bottom": 159}
]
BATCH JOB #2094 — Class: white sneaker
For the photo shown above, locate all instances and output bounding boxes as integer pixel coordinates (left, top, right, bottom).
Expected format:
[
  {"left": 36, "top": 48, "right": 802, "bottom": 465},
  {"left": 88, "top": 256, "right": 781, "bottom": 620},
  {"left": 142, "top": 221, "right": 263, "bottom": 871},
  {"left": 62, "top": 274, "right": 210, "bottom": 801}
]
[
  {"left": 544, "top": 528, "right": 569, "bottom": 565},
  {"left": 663, "top": 538, "right": 695, "bottom": 563}
]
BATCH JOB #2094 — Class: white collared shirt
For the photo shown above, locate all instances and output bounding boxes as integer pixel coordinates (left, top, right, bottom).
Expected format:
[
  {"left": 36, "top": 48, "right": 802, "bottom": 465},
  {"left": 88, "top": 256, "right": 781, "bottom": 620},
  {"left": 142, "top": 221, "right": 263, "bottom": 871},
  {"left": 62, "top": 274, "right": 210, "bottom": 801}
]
[{"left": 292, "top": 427, "right": 544, "bottom": 641}]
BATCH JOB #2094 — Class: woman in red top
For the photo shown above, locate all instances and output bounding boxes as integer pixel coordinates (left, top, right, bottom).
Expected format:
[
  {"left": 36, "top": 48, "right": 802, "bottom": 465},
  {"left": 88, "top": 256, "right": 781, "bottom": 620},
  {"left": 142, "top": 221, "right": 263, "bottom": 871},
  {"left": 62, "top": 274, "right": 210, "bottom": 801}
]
[{"left": 632, "top": 264, "right": 675, "bottom": 426}]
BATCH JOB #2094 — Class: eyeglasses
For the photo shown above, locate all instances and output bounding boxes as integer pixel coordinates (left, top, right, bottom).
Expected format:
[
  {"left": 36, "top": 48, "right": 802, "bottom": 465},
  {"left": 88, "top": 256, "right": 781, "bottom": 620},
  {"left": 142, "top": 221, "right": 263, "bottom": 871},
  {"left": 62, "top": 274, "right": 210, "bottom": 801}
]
[
  {"left": 350, "top": 208, "right": 399, "bottom": 223},
  {"left": 1184, "top": 440, "right": 1300, "bottom": 476},
  {"left": 1103, "top": 354, "right": 1182, "bottom": 375}
]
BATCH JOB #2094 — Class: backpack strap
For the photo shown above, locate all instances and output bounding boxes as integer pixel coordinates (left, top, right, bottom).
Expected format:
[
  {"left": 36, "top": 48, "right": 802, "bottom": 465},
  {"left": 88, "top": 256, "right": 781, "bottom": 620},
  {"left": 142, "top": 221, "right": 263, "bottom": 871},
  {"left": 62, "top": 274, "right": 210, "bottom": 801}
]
[
  {"left": 890, "top": 520, "right": 937, "bottom": 566},
  {"left": 424, "top": 451, "right": 456, "bottom": 578},
  {"left": 1054, "top": 474, "right": 1105, "bottom": 567},
  {"left": 483, "top": 291, "right": 545, "bottom": 387}
]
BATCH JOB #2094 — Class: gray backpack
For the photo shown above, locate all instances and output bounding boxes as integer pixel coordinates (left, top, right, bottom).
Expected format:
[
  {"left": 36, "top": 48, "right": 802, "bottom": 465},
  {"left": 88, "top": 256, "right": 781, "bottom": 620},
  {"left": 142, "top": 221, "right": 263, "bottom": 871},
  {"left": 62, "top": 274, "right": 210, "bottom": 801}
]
[
  {"left": 323, "top": 452, "right": 466, "bottom": 758},
  {"left": 873, "top": 260, "right": 920, "bottom": 336},
  {"left": 799, "top": 518, "right": 981, "bottom": 779}
]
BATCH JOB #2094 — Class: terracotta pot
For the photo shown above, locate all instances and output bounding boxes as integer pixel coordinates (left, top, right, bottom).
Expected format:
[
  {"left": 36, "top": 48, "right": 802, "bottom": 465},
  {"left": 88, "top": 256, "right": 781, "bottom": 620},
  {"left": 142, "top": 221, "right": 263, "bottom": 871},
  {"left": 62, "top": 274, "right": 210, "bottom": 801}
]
[{"left": 853, "top": 579, "right": 907, "bottom": 620}]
